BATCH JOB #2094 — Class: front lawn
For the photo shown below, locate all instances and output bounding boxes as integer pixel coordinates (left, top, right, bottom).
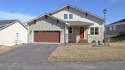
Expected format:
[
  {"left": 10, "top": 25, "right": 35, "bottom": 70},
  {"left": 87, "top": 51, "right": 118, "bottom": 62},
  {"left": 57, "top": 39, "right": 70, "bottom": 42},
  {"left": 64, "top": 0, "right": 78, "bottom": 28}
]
[
  {"left": 48, "top": 43, "right": 125, "bottom": 62},
  {"left": 0, "top": 45, "right": 19, "bottom": 54}
]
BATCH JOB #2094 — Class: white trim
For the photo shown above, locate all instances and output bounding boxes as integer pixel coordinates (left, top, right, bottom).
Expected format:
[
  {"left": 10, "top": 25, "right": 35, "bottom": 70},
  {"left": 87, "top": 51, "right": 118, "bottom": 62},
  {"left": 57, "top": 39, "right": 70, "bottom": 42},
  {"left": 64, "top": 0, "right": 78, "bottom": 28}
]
[
  {"left": 69, "top": 14, "right": 73, "bottom": 19},
  {"left": 33, "top": 29, "right": 62, "bottom": 31},
  {"left": 32, "top": 30, "right": 61, "bottom": 43},
  {"left": 109, "top": 26, "right": 112, "bottom": 31},
  {"left": 32, "top": 42, "right": 61, "bottom": 44},
  {"left": 84, "top": 27, "right": 85, "bottom": 39},
  {"left": 113, "top": 26, "right": 116, "bottom": 30},
  {"left": 64, "top": 14, "right": 68, "bottom": 19},
  {"left": 50, "top": 5, "right": 104, "bottom": 21},
  {"left": 32, "top": 30, "right": 34, "bottom": 43},
  {"left": 90, "top": 27, "right": 100, "bottom": 36},
  {"left": 26, "top": 14, "right": 66, "bottom": 25}
]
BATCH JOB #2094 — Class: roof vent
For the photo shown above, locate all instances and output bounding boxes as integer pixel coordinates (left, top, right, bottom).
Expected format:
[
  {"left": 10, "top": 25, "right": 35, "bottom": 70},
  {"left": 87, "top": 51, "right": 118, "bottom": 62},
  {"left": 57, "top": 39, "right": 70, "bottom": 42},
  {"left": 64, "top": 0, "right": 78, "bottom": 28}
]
[
  {"left": 67, "top": 6, "right": 70, "bottom": 10},
  {"left": 85, "top": 12, "right": 88, "bottom": 16},
  {"left": 45, "top": 15, "right": 48, "bottom": 19}
]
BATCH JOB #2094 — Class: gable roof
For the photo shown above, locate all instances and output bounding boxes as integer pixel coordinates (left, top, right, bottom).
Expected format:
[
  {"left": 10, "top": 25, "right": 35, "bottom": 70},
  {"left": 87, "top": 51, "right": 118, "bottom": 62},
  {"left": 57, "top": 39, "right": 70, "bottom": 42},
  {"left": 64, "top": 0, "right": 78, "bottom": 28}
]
[
  {"left": 0, "top": 20, "right": 17, "bottom": 26},
  {"left": 50, "top": 5, "right": 105, "bottom": 21},
  {"left": 107, "top": 18, "right": 125, "bottom": 26},
  {"left": 0, "top": 20, "right": 27, "bottom": 31},
  {"left": 26, "top": 5, "right": 105, "bottom": 25},
  {"left": 26, "top": 14, "right": 66, "bottom": 25}
]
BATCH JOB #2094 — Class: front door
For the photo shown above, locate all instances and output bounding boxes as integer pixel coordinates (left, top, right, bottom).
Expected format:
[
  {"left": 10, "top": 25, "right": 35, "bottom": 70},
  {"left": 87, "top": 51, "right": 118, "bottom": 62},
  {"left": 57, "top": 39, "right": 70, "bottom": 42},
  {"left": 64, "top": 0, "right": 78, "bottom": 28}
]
[{"left": 80, "top": 27, "right": 84, "bottom": 39}]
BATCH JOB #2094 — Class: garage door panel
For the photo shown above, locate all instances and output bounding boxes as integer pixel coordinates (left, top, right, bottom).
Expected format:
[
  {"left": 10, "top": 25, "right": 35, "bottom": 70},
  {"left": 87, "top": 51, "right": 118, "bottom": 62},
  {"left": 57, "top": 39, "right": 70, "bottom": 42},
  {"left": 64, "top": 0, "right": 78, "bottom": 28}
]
[{"left": 34, "top": 31, "right": 60, "bottom": 43}]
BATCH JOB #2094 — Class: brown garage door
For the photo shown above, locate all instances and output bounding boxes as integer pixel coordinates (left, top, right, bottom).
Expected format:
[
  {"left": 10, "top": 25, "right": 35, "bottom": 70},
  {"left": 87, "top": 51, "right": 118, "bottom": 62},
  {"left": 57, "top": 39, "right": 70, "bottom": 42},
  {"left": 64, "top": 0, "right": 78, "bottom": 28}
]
[{"left": 34, "top": 31, "right": 60, "bottom": 43}]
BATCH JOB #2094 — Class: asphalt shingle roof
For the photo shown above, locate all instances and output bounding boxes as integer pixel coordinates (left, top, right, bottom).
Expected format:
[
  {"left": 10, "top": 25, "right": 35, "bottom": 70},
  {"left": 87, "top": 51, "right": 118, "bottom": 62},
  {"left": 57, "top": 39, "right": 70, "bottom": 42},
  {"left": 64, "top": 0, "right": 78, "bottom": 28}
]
[
  {"left": 0, "top": 20, "right": 18, "bottom": 30},
  {"left": 0, "top": 20, "right": 17, "bottom": 26},
  {"left": 108, "top": 18, "right": 125, "bottom": 26}
]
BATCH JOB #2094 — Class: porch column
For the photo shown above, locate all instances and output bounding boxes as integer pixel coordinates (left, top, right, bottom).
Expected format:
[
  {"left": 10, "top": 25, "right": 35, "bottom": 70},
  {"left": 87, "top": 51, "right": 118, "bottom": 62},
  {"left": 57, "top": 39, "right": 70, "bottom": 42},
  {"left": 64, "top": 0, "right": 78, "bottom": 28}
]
[
  {"left": 84, "top": 26, "right": 88, "bottom": 40},
  {"left": 66, "top": 27, "right": 68, "bottom": 43},
  {"left": 64, "top": 23, "right": 69, "bottom": 44}
]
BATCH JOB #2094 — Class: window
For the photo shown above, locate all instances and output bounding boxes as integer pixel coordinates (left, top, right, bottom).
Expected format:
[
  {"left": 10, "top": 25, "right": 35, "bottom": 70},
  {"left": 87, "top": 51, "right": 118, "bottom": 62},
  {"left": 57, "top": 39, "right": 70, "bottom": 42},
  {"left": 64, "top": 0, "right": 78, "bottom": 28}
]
[
  {"left": 109, "top": 26, "right": 112, "bottom": 31},
  {"left": 95, "top": 27, "right": 99, "bottom": 35},
  {"left": 90, "top": 27, "right": 99, "bottom": 35},
  {"left": 64, "top": 14, "right": 68, "bottom": 19},
  {"left": 90, "top": 27, "right": 94, "bottom": 35},
  {"left": 69, "top": 14, "right": 73, "bottom": 19},
  {"left": 113, "top": 26, "right": 116, "bottom": 30},
  {"left": 68, "top": 27, "right": 72, "bottom": 33}
]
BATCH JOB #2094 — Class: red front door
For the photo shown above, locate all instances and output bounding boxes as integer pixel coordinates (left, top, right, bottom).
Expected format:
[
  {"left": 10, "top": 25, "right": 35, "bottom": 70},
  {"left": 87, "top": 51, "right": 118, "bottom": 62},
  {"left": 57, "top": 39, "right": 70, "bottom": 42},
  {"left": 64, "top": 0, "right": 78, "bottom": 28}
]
[{"left": 80, "top": 27, "right": 84, "bottom": 39}]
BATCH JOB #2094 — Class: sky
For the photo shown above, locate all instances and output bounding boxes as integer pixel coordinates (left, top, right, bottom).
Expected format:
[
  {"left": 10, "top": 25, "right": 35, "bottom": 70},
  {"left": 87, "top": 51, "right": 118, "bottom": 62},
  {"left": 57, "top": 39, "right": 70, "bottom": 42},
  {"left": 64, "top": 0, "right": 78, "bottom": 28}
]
[{"left": 0, "top": 0, "right": 125, "bottom": 25}]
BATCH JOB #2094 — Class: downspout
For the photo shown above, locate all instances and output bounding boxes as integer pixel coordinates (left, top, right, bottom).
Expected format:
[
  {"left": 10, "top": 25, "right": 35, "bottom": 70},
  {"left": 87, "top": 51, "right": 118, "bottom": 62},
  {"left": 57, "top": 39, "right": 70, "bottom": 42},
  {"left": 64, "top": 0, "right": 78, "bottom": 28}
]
[{"left": 27, "top": 24, "right": 31, "bottom": 43}]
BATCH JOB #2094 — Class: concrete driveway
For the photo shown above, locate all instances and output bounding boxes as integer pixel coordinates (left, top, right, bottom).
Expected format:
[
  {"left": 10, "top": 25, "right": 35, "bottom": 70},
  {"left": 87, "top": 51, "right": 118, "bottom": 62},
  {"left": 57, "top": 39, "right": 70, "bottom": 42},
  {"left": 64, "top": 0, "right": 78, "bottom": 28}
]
[{"left": 0, "top": 44, "right": 125, "bottom": 70}]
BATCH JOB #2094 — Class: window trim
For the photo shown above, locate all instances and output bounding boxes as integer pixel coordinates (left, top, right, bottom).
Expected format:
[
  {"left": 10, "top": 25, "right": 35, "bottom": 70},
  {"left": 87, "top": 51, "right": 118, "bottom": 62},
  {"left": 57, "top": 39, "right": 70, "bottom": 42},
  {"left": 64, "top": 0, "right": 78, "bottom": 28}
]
[
  {"left": 109, "top": 26, "right": 112, "bottom": 31},
  {"left": 68, "top": 27, "right": 73, "bottom": 34},
  {"left": 69, "top": 14, "right": 73, "bottom": 19},
  {"left": 90, "top": 27, "right": 99, "bottom": 36},
  {"left": 113, "top": 26, "right": 116, "bottom": 30},
  {"left": 95, "top": 27, "right": 99, "bottom": 35},
  {"left": 64, "top": 14, "right": 68, "bottom": 19},
  {"left": 90, "top": 27, "right": 94, "bottom": 35}
]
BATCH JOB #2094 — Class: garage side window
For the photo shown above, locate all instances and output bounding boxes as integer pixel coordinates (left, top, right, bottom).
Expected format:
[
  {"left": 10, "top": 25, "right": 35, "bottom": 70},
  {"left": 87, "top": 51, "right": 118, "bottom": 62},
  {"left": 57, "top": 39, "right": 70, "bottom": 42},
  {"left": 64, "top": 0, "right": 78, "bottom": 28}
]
[
  {"left": 68, "top": 27, "right": 73, "bottom": 33},
  {"left": 90, "top": 27, "right": 99, "bottom": 35}
]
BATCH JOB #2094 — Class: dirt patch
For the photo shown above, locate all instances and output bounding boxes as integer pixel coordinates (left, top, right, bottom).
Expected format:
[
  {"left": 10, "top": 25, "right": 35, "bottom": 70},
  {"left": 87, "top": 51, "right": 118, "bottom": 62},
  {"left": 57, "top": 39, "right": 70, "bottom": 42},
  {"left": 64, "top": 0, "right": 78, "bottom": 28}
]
[
  {"left": 0, "top": 45, "right": 19, "bottom": 54},
  {"left": 48, "top": 43, "right": 125, "bottom": 62}
]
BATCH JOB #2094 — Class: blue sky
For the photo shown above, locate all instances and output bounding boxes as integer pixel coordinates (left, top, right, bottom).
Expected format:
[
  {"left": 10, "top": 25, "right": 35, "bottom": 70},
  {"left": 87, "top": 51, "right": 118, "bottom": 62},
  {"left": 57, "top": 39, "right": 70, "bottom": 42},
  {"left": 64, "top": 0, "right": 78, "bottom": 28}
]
[{"left": 0, "top": 0, "right": 124, "bottom": 24}]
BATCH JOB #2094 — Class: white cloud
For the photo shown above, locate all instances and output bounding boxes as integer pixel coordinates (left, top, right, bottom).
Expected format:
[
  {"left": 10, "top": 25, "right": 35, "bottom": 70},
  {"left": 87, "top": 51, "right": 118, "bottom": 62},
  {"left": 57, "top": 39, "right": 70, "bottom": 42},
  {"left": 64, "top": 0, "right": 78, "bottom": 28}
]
[
  {"left": 0, "top": 11, "right": 36, "bottom": 22},
  {"left": 109, "top": 0, "right": 123, "bottom": 4}
]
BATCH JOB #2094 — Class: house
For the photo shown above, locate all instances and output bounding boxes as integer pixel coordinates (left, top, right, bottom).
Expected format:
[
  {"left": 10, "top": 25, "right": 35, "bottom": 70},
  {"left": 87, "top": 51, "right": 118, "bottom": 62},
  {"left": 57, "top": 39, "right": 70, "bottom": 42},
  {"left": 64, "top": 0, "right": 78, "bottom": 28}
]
[
  {"left": 106, "top": 18, "right": 125, "bottom": 37},
  {"left": 0, "top": 20, "right": 28, "bottom": 46},
  {"left": 27, "top": 5, "right": 105, "bottom": 44}
]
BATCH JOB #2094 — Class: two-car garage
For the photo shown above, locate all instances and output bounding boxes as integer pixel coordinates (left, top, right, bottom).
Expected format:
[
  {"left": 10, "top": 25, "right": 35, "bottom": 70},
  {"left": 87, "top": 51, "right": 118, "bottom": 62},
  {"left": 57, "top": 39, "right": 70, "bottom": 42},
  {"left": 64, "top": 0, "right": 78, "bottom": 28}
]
[
  {"left": 34, "top": 31, "right": 60, "bottom": 43},
  {"left": 28, "top": 15, "right": 65, "bottom": 44}
]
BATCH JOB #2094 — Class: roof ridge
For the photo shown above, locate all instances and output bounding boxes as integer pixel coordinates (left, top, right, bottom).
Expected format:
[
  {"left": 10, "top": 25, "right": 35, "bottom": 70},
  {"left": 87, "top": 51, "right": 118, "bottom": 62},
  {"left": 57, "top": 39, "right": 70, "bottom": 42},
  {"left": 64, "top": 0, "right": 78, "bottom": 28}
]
[
  {"left": 49, "top": 4, "right": 104, "bottom": 21},
  {"left": 108, "top": 18, "right": 125, "bottom": 26}
]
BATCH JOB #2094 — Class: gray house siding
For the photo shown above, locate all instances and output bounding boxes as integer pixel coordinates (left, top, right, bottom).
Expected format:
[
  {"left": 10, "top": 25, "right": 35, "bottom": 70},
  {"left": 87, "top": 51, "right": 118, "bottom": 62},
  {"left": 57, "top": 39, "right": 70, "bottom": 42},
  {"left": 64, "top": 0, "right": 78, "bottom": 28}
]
[
  {"left": 28, "top": 17, "right": 65, "bottom": 43},
  {"left": 106, "top": 23, "right": 125, "bottom": 37}
]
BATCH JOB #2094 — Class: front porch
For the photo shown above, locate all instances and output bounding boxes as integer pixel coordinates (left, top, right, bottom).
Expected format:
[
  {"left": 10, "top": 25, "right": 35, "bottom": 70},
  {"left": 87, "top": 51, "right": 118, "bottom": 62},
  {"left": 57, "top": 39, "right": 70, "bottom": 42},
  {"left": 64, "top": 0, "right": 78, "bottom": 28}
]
[
  {"left": 68, "top": 26, "right": 89, "bottom": 43},
  {"left": 65, "top": 21, "right": 94, "bottom": 44}
]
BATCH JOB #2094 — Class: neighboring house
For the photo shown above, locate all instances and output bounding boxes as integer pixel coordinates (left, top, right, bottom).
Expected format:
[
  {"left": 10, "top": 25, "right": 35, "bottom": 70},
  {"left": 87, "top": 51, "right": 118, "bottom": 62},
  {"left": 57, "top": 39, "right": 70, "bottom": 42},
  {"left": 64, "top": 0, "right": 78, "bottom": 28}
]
[
  {"left": 0, "top": 20, "right": 28, "bottom": 46},
  {"left": 106, "top": 18, "right": 125, "bottom": 37},
  {"left": 27, "top": 5, "right": 105, "bottom": 44}
]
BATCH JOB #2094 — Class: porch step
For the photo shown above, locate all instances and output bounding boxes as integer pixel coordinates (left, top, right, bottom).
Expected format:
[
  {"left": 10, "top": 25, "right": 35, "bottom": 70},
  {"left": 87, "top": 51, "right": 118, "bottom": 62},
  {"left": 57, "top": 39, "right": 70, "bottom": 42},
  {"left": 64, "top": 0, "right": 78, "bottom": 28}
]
[{"left": 79, "top": 39, "right": 88, "bottom": 43}]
